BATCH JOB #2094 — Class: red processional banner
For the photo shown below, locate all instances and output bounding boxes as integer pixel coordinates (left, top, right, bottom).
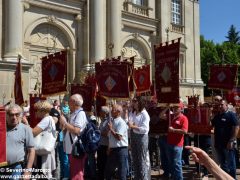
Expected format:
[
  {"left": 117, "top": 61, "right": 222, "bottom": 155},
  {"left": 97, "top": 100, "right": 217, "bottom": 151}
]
[
  {"left": 84, "top": 74, "right": 97, "bottom": 97},
  {"left": 95, "top": 62, "right": 130, "bottom": 98},
  {"left": 29, "top": 94, "right": 46, "bottom": 128},
  {"left": 148, "top": 107, "right": 169, "bottom": 134},
  {"left": 208, "top": 64, "right": 238, "bottom": 90},
  {"left": 0, "top": 107, "right": 7, "bottom": 167},
  {"left": 185, "top": 107, "right": 212, "bottom": 135},
  {"left": 154, "top": 38, "right": 181, "bottom": 103},
  {"left": 134, "top": 65, "right": 151, "bottom": 93},
  {"left": 14, "top": 58, "right": 24, "bottom": 106},
  {"left": 71, "top": 84, "right": 94, "bottom": 112},
  {"left": 42, "top": 51, "right": 67, "bottom": 96}
]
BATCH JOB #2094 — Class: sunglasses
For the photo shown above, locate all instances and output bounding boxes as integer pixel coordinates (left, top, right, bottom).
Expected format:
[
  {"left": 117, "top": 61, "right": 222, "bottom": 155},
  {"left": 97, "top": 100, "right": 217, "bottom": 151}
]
[{"left": 8, "top": 113, "right": 21, "bottom": 117}]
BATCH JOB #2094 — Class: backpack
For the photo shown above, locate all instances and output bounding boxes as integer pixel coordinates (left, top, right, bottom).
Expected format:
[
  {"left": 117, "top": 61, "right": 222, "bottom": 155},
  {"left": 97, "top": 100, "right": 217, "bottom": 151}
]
[
  {"left": 79, "top": 112, "right": 101, "bottom": 153},
  {"left": 70, "top": 111, "right": 101, "bottom": 158}
]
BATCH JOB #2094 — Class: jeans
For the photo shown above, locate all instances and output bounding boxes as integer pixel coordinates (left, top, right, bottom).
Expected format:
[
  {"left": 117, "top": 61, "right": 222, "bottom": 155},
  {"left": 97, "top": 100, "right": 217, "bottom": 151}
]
[
  {"left": 158, "top": 135, "right": 169, "bottom": 175},
  {"left": 105, "top": 147, "right": 128, "bottom": 180},
  {"left": 216, "top": 148, "right": 236, "bottom": 179},
  {"left": 167, "top": 144, "right": 183, "bottom": 180},
  {"left": 57, "top": 141, "right": 70, "bottom": 178}
]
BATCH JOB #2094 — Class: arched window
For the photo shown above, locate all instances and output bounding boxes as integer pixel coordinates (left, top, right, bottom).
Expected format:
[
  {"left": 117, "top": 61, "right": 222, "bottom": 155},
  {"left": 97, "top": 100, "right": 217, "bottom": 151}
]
[{"left": 171, "top": 0, "right": 182, "bottom": 25}]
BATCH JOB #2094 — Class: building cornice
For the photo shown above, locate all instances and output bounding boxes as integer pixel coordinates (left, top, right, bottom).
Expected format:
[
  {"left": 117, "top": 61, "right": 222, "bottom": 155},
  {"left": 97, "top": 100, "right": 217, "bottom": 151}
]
[
  {"left": 23, "top": 0, "right": 83, "bottom": 15},
  {"left": 0, "top": 61, "right": 33, "bottom": 73},
  {"left": 122, "top": 11, "right": 158, "bottom": 33}
]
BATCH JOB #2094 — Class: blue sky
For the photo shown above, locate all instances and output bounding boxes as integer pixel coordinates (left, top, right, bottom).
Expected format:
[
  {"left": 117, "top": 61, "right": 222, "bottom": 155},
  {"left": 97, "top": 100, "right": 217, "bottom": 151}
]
[{"left": 200, "top": 0, "right": 240, "bottom": 44}]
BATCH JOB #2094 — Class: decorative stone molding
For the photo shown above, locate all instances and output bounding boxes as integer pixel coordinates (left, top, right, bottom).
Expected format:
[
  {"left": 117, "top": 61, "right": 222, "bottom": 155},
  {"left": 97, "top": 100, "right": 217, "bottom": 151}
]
[
  {"left": 24, "top": 17, "right": 76, "bottom": 50},
  {"left": 23, "top": 2, "right": 30, "bottom": 10},
  {"left": 47, "top": 15, "right": 57, "bottom": 24},
  {"left": 75, "top": 14, "right": 82, "bottom": 21},
  {"left": 24, "top": 0, "right": 82, "bottom": 15},
  {"left": 132, "top": 33, "right": 139, "bottom": 39}
]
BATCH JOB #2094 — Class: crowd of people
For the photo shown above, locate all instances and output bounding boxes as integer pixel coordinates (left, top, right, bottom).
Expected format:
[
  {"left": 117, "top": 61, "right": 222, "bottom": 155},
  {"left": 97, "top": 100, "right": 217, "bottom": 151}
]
[{"left": 0, "top": 93, "right": 239, "bottom": 180}]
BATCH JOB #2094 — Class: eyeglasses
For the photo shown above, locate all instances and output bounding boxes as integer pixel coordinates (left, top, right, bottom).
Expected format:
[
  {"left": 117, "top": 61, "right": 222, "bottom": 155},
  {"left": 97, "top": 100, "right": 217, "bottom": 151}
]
[{"left": 8, "top": 113, "right": 21, "bottom": 117}]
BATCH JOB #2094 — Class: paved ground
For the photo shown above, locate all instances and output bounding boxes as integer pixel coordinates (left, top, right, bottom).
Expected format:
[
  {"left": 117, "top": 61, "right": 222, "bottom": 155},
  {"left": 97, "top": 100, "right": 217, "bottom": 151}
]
[{"left": 151, "top": 160, "right": 240, "bottom": 180}]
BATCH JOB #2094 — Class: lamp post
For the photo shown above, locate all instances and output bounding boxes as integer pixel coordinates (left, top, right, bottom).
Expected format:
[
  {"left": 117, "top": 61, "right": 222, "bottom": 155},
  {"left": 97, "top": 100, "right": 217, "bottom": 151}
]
[
  {"left": 2, "top": 92, "right": 6, "bottom": 105},
  {"left": 165, "top": 27, "right": 170, "bottom": 42},
  {"left": 108, "top": 43, "right": 114, "bottom": 57}
]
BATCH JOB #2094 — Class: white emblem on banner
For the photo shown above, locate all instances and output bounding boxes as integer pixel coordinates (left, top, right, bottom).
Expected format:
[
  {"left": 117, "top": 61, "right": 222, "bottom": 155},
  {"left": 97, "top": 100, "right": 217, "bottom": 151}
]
[
  {"left": 217, "top": 71, "right": 226, "bottom": 82},
  {"left": 105, "top": 76, "right": 116, "bottom": 91},
  {"left": 139, "top": 74, "right": 145, "bottom": 85},
  {"left": 161, "top": 64, "right": 171, "bottom": 83}
]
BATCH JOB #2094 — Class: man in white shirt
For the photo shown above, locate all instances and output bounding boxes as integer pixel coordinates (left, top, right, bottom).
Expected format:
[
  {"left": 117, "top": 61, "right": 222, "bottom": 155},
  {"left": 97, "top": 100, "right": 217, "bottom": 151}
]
[
  {"left": 59, "top": 94, "right": 88, "bottom": 180},
  {"left": 105, "top": 104, "right": 128, "bottom": 180}
]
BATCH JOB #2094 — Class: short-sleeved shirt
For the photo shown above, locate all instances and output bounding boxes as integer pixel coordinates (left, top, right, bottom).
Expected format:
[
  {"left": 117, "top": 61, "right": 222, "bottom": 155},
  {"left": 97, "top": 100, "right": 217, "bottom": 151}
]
[
  {"left": 7, "top": 123, "right": 35, "bottom": 165},
  {"left": 37, "top": 116, "right": 56, "bottom": 131},
  {"left": 99, "top": 117, "right": 109, "bottom": 146},
  {"left": 64, "top": 108, "right": 88, "bottom": 154},
  {"left": 129, "top": 109, "right": 150, "bottom": 134},
  {"left": 212, "top": 110, "right": 239, "bottom": 148},
  {"left": 167, "top": 113, "right": 188, "bottom": 147},
  {"left": 108, "top": 116, "right": 128, "bottom": 148}
]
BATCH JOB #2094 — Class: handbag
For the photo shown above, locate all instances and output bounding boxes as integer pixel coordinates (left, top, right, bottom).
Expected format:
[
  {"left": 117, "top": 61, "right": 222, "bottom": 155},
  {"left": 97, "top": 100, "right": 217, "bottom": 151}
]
[
  {"left": 35, "top": 116, "right": 57, "bottom": 155},
  {"left": 70, "top": 135, "right": 85, "bottom": 158}
]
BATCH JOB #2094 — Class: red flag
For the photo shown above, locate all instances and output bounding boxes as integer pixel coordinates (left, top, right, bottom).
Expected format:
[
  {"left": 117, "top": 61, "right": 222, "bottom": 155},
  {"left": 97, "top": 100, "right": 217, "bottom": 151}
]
[
  {"left": 134, "top": 65, "right": 151, "bottom": 93},
  {"left": 208, "top": 64, "right": 238, "bottom": 90},
  {"left": 155, "top": 38, "right": 181, "bottom": 103},
  {"left": 14, "top": 58, "right": 24, "bottom": 105},
  {"left": 42, "top": 51, "right": 67, "bottom": 96},
  {"left": 0, "top": 107, "right": 7, "bottom": 166}
]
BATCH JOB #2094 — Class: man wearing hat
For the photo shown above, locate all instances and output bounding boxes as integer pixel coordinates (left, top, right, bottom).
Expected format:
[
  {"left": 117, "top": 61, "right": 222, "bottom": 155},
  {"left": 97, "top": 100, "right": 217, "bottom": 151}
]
[{"left": 167, "top": 102, "right": 188, "bottom": 180}]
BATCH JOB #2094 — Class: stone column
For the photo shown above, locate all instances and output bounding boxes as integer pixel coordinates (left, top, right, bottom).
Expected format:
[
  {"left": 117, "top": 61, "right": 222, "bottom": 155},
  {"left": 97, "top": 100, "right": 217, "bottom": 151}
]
[
  {"left": 109, "top": 0, "right": 121, "bottom": 57},
  {"left": 4, "top": 0, "right": 24, "bottom": 60},
  {"left": 90, "top": 0, "right": 106, "bottom": 62},
  {"left": 75, "top": 14, "right": 83, "bottom": 75},
  {"left": 83, "top": 2, "right": 90, "bottom": 70}
]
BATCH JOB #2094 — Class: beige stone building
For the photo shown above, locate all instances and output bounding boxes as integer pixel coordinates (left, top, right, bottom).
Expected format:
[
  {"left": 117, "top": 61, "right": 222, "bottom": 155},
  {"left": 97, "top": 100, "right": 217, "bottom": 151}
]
[{"left": 0, "top": 0, "right": 203, "bottom": 104}]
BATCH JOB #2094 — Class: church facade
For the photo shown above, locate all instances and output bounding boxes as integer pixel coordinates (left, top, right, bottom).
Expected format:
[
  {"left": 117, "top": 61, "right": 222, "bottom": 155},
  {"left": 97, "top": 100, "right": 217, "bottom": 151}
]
[{"left": 0, "top": 0, "right": 203, "bottom": 103}]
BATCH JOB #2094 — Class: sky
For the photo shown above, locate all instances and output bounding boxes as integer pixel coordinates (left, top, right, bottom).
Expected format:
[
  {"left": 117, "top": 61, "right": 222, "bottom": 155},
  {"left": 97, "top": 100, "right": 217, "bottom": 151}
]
[{"left": 200, "top": 0, "right": 240, "bottom": 44}]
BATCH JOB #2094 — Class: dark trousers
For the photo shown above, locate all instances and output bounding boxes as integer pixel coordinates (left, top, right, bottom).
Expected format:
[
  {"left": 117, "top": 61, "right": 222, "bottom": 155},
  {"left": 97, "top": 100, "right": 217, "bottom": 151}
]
[
  {"left": 97, "top": 145, "right": 108, "bottom": 180},
  {"left": 105, "top": 147, "right": 128, "bottom": 180},
  {"left": 216, "top": 148, "right": 236, "bottom": 179}
]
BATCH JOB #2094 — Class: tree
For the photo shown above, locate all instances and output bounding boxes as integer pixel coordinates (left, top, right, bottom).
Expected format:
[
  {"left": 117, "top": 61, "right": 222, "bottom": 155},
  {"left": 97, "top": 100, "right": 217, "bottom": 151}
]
[
  {"left": 200, "top": 36, "right": 220, "bottom": 96},
  {"left": 225, "top": 24, "right": 240, "bottom": 44}
]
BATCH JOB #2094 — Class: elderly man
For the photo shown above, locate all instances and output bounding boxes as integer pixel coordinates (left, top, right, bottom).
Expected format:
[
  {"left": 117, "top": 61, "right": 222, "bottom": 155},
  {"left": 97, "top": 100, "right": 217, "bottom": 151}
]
[
  {"left": 105, "top": 104, "right": 128, "bottom": 180},
  {"left": 59, "top": 94, "right": 88, "bottom": 180},
  {"left": 1, "top": 104, "right": 35, "bottom": 179},
  {"left": 211, "top": 100, "right": 239, "bottom": 179}
]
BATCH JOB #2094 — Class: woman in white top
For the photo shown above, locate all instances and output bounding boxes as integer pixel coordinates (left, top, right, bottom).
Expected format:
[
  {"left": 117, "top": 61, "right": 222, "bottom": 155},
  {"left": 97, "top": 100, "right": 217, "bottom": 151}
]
[
  {"left": 32, "top": 100, "right": 57, "bottom": 179},
  {"left": 128, "top": 96, "right": 151, "bottom": 180}
]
